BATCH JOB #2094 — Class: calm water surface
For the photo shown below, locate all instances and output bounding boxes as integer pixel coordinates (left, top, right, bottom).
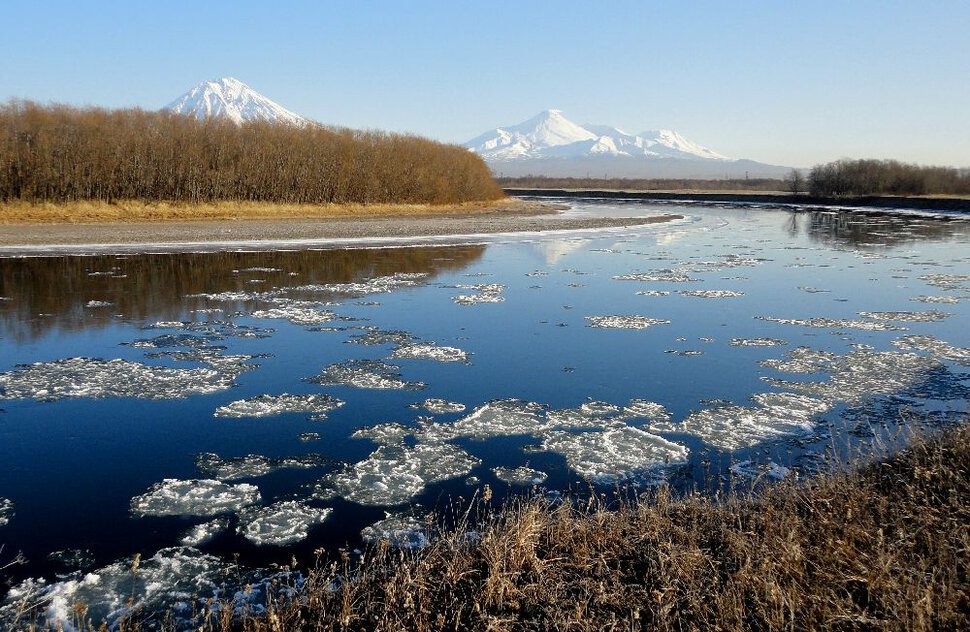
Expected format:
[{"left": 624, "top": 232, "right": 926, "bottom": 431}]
[{"left": 1, "top": 200, "right": 968, "bottom": 625}]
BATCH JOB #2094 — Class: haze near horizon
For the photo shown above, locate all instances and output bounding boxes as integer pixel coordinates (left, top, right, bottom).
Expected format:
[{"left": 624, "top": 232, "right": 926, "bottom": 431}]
[{"left": 1, "top": 0, "right": 967, "bottom": 168}]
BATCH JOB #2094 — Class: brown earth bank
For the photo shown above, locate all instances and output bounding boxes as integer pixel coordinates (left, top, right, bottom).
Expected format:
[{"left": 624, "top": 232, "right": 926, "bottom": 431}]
[
  {"left": 0, "top": 199, "right": 681, "bottom": 249},
  {"left": 507, "top": 188, "right": 970, "bottom": 213}
]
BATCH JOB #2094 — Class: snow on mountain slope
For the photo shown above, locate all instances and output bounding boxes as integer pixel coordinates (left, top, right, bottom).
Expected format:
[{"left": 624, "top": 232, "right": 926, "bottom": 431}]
[
  {"left": 165, "top": 77, "right": 310, "bottom": 126},
  {"left": 466, "top": 110, "right": 728, "bottom": 162}
]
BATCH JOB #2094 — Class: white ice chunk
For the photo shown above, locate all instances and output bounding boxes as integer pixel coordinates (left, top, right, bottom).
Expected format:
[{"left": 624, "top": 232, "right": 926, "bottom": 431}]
[
  {"left": 679, "top": 290, "right": 744, "bottom": 298},
  {"left": 310, "top": 360, "right": 424, "bottom": 390},
  {"left": 419, "top": 399, "right": 547, "bottom": 442},
  {"left": 0, "top": 497, "right": 12, "bottom": 527},
  {"left": 586, "top": 315, "right": 671, "bottom": 329},
  {"left": 238, "top": 501, "right": 332, "bottom": 546},
  {"left": 493, "top": 466, "right": 548, "bottom": 486},
  {"left": 413, "top": 398, "right": 466, "bottom": 414},
  {"left": 179, "top": 517, "right": 230, "bottom": 547},
  {"left": 892, "top": 335, "right": 970, "bottom": 365},
  {"left": 541, "top": 426, "right": 688, "bottom": 483},
  {"left": 858, "top": 310, "right": 950, "bottom": 323},
  {"left": 250, "top": 306, "right": 338, "bottom": 326},
  {"left": 360, "top": 513, "right": 428, "bottom": 550},
  {"left": 760, "top": 347, "right": 837, "bottom": 374},
  {"left": 130, "top": 479, "right": 260, "bottom": 517},
  {"left": 214, "top": 393, "right": 344, "bottom": 420},
  {"left": 195, "top": 453, "right": 328, "bottom": 480},
  {"left": 730, "top": 337, "right": 788, "bottom": 347},
  {"left": 756, "top": 316, "right": 906, "bottom": 331},
  {"left": 389, "top": 343, "right": 470, "bottom": 363},
  {"left": 730, "top": 460, "right": 792, "bottom": 480}
]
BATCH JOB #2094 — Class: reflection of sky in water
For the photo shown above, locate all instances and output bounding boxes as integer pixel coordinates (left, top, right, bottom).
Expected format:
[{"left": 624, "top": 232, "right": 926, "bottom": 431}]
[{"left": 1, "top": 202, "right": 969, "bottom": 626}]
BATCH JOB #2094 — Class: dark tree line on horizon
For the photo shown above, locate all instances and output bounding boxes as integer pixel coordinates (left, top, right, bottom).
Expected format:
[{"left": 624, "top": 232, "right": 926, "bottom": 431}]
[
  {"left": 808, "top": 158, "right": 970, "bottom": 197},
  {"left": 0, "top": 101, "right": 503, "bottom": 205}
]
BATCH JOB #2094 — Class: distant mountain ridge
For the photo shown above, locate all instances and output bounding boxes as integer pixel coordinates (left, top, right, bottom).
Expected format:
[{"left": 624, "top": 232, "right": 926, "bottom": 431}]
[
  {"left": 165, "top": 77, "right": 310, "bottom": 126},
  {"left": 465, "top": 110, "right": 789, "bottom": 178}
]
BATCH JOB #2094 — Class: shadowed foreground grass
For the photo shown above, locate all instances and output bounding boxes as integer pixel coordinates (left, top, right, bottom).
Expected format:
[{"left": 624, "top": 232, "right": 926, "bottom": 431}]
[{"left": 28, "top": 425, "right": 970, "bottom": 631}]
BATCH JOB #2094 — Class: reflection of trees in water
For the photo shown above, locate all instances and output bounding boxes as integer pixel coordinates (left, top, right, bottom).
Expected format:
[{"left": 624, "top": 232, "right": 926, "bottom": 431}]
[
  {"left": 0, "top": 245, "right": 485, "bottom": 341},
  {"left": 803, "top": 210, "right": 970, "bottom": 249}
]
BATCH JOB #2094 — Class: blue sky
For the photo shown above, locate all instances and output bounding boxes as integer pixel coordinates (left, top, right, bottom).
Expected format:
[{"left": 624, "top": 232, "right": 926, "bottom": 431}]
[{"left": 2, "top": 1, "right": 968, "bottom": 168}]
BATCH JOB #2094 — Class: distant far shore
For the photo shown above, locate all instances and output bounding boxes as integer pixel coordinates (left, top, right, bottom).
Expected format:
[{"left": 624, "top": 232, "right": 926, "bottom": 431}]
[
  {"left": 504, "top": 188, "right": 970, "bottom": 213},
  {"left": 0, "top": 198, "right": 682, "bottom": 251}
]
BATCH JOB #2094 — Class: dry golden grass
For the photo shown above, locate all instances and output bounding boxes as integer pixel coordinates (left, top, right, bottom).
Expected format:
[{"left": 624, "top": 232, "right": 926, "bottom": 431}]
[{"left": 0, "top": 198, "right": 534, "bottom": 225}]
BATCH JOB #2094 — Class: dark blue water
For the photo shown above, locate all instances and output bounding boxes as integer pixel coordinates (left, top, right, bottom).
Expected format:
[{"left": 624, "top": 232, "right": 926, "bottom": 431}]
[{"left": 0, "top": 201, "right": 968, "bottom": 625}]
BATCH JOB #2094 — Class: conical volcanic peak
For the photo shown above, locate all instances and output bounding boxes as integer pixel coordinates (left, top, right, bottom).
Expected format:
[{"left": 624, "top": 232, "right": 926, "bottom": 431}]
[{"left": 165, "top": 77, "right": 309, "bottom": 126}]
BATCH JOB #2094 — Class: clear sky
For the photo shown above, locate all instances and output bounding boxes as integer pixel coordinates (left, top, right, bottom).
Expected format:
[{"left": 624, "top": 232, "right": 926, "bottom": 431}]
[{"left": 2, "top": 1, "right": 968, "bottom": 168}]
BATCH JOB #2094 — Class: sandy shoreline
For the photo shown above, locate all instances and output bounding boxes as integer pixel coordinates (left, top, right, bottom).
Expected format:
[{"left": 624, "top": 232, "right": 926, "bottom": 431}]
[{"left": 0, "top": 206, "right": 682, "bottom": 253}]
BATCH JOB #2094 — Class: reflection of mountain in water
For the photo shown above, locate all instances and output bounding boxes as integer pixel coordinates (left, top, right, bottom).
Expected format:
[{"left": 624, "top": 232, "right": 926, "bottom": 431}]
[
  {"left": 0, "top": 246, "right": 485, "bottom": 341},
  {"left": 803, "top": 210, "right": 970, "bottom": 249},
  {"left": 532, "top": 238, "right": 590, "bottom": 265}
]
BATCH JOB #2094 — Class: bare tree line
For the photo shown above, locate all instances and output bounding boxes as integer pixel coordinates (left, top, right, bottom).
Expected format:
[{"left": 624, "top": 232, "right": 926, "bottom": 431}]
[
  {"left": 809, "top": 159, "right": 970, "bottom": 197},
  {"left": 0, "top": 101, "right": 503, "bottom": 205}
]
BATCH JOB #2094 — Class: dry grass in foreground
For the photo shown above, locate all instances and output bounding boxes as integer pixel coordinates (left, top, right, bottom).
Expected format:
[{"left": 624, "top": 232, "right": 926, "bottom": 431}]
[
  {"left": 0, "top": 198, "right": 539, "bottom": 225},
  {"left": 200, "top": 425, "right": 970, "bottom": 632}
]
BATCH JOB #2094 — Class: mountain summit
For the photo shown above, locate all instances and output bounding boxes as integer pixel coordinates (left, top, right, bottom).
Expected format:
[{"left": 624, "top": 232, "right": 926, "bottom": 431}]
[
  {"left": 165, "top": 77, "right": 309, "bottom": 126},
  {"left": 466, "top": 110, "right": 787, "bottom": 178}
]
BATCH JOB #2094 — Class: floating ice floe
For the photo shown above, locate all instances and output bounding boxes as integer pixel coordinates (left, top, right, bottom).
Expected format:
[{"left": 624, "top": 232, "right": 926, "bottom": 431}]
[
  {"left": 755, "top": 316, "right": 906, "bottom": 331},
  {"left": 730, "top": 337, "right": 788, "bottom": 347},
  {"left": 729, "top": 460, "right": 792, "bottom": 481},
  {"left": 0, "top": 547, "right": 232, "bottom": 632},
  {"left": 418, "top": 399, "right": 548, "bottom": 442},
  {"left": 613, "top": 271, "right": 700, "bottom": 283},
  {"left": 353, "top": 422, "right": 413, "bottom": 446},
  {"left": 621, "top": 399, "right": 672, "bottom": 423},
  {"left": 389, "top": 343, "right": 470, "bottom": 363},
  {"left": 195, "top": 453, "right": 329, "bottom": 480},
  {"left": 911, "top": 295, "right": 962, "bottom": 304},
  {"left": 288, "top": 272, "right": 429, "bottom": 297},
  {"left": 298, "top": 432, "right": 321, "bottom": 442},
  {"left": 764, "top": 350, "right": 942, "bottom": 405},
  {"left": 309, "top": 360, "right": 425, "bottom": 390},
  {"left": 144, "top": 348, "right": 258, "bottom": 374},
  {"left": 636, "top": 290, "right": 671, "bottom": 296},
  {"left": 540, "top": 426, "right": 688, "bottom": 484},
  {"left": 0, "top": 357, "right": 239, "bottom": 402},
  {"left": 237, "top": 501, "right": 332, "bottom": 546},
  {"left": 493, "top": 466, "right": 548, "bottom": 486},
  {"left": 361, "top": 513, "right": 428, "bottom": 550},
  {"left": 130, "top": 479, "right": 260, "bottom": 517},
  {"left": 84, "top": 300, "right": 113, "bottom": 308},
  {"left": 413, "top": 398, "right": 466, "bottom": 414},
  {"left": 187, "top": 290, "right": 282, "bottom": 302},
  {"left": 345, "top": 329, "right": 416, "bottom": 346},
  {"left": 798, "top": 287, "right": 830, "bottom": 294},
  {"left": 857, "top": 310, "right": 951, "bottom": 323},
  {"left": 250, "top": 306, "right": 338, "bottom": 326},
  {"left": 238, "top": 267, "right": 281, "bottom": 273},
  {"left": 892, "top": 335, "right": 970, "bottom": 365},
  {"left": 129, "top": 332, "right": 216, "bottom": 348},
  {"left": 179, "top": 517, "right": 230, "bottom": 547},
  {"left": 760, "top": 347, "right": 837, "bottom": 374},
  {"left": 0, "top": 497, "right": 12, "bottom": 526},
  {"left": 679, "top": 290, "right": 745, "bottom": 298},
  {"left": 651, "top": 392, "right": 832, "bottom": 451},
  {"left": 452, "top": 283, "right": 505, "bottom": 305},
  {"left": 918, "top": 274, "right": 970, "bottom": 291},
  {"left": 586, "top": 315, "right": 671, "bottom": 329},
  {"left": 214, "top": 393, "right": 345, "bottom": 420},
  {"left": 315, "top": 442, "right": 480, "bottom": 506}
]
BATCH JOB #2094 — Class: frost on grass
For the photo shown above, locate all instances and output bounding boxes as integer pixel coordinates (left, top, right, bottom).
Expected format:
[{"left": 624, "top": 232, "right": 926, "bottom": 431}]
[
  {"left": 389, "top": 343, "right": 470, "bottom": 363},
  {"left": 0, "top": 358, "right": 239, "bottom": 402},
  {"left": 679, "top": 290, "right": 745, "bottom": 298},
  {"left": 0, "top": 497, "right": 12, "bottom": 526},
  {"left": 540, "top": 426, "right": 688, "bottom": 484},
  {"left": 237, "top": 501, "right": 332, "bottom": 546},
  {"left": 195, "top": 453, "right": 329, "bottom": 480},
  {"left": 760, "top": 347, "right": 838, "bottom": 374},
  {"left": 452, "top": 283, "right": 505, "bottom": 305},
  {"left": 493, "top": 466, "right": 548, "bottom": 486},
  {"left": 892, "top": 335, "right": 970, "bottom": 365},
  {"left": 651, "top": 392, "right": 832, "bottom": 451},
  {"left": 412, "top": 398, "right": 466, "bottom": 415},
  {"left": 309, "top": 360, "right": 424, "bottom": 391},
  {"left": 730, "top": 337, "right": 788, "bottom": 347},
  {"left": 755, "top": 316, "right": 906, "bottom": 331},
  {"left": 179, "top": 517, "right": 230, "bottom": 547},
  {"left": 214, "top": 393, "right": 344, "bottom": 420},
  {"left": 130, "top": 479, "right": 260, "bottom": 517},
  {"left": 361, "top": 513, "right": 429, "bottom": 550},
  {"left": 314, "top": 443, "right": 480, "bottom": 506},
  {"left": 857, "top": 310, "right": 951, "bottom": 323},
  {"left": 0, "top": 547, "right": 231, "bottom": 632},
  {"left": 586, "top": 315, "right": 671, "bottom": 329},
  {"left": 249, "top": 306, "right": 338, "bottom": 326}
]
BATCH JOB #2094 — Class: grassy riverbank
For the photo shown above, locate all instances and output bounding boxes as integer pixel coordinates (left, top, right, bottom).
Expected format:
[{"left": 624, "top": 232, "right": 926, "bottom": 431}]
[{"left": 136, "top": 425, "right": 970, "bottom": 632}]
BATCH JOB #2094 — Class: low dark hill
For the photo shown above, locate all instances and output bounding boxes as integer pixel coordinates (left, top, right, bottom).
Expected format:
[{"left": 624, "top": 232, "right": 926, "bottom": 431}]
[{"left": 0, "top": 101, "right": 503, "bottom": 205}]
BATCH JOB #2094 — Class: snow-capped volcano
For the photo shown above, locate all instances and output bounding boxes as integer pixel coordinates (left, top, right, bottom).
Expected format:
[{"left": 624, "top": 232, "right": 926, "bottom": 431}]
[
  {"left": 466, "top": 110, "right": 788, "bottom": 178},
  {"left": 165, "top": 77, "right": 309, "bottom": 126}
]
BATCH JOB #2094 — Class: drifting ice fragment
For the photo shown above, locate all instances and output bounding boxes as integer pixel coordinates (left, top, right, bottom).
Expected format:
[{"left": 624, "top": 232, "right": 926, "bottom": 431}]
[
  {"left": 346, "top": 330, "right": 417, "bottom": 346},
  {"left": 413, "top": 398, "right": 466, "bottom": 414},
  {"left": 288, "top": 272, "right": 428, "bottom": 297},
  {"left": 130, "top": 479, "right": 260, "bottom": 517},
  {"left": 541, "top": 426, "right": 688, "bottom": 483},
  {"left": 361, "top": 513, "right": 428, "bottom": 549},
  {"left": 419, "top": 399, "right": 547, "bottom": 441},
  {"left": 214, "top": 393, "right": 344, "bottom": 420},
  {"left": 250, "top": 306, "right": 338, "bottom": 326},
  {"left": 389, "top": 343, "right": 470, "bottom": 363},
  {"left": 760, "top": 347, "right": 837, "bottom": 374},
  {"left": 195, "top": 453, "right": 329, "bottom": 480},
  {"left": 730, "top": 460, "right": 792, "bottom": 480},
  {"left": 0, "top": 357, "right": 239, "bottom": 401},
  {"left": 310, "top": 360, "right": 424, "bottom": 390},
  {"left": 636, "top": 290, "right": 671, "bottom": 296},
  {"left": 452, "top": 283, "right": 505, "bottom": 305},
  {"left": 493, "top": 466, "right": 548, "bottom": 486},
  {"left": 621, "top": 399, "right": 672, "bottom": 423},
  {"left": 237, "top": 501, "right": 332, "bottom": 546},
  {"left": 586, "top": 315, "right": 671, "bottom": 329},
  {"left": 729, "top": 337, "right": 788, "bottom": 347},
  {"left": 755, "top": 316, "right": 906, "bottom": 331},
  {"left": 892, "top": 335, "right": 970, "bottom": 365},
  {"left": 315, "top": 442, "right": 480, "bottom": 506},
  {"left": 911, "top": 295, "right": 962, "bottom": 304},
  {"left": 613, "top": 271, "right": 700, "bottom": 283},
  {"left": 917, "top": 274, "right": 970, "bottom": 291},
  {"left": 179, "top": 517, "right": 230, "bottom": 547},
  {"left": 352, "top": 422, "right": 413, "bottom": 446},
  {"left": 858, "top": 310, "right": 950, "bottom": 323},
  {"left": 0, "top": 497, "right": 12, "bottom": 526},
  {"left": 679, "top": 290, "right": 745, "bottom": 298}
]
